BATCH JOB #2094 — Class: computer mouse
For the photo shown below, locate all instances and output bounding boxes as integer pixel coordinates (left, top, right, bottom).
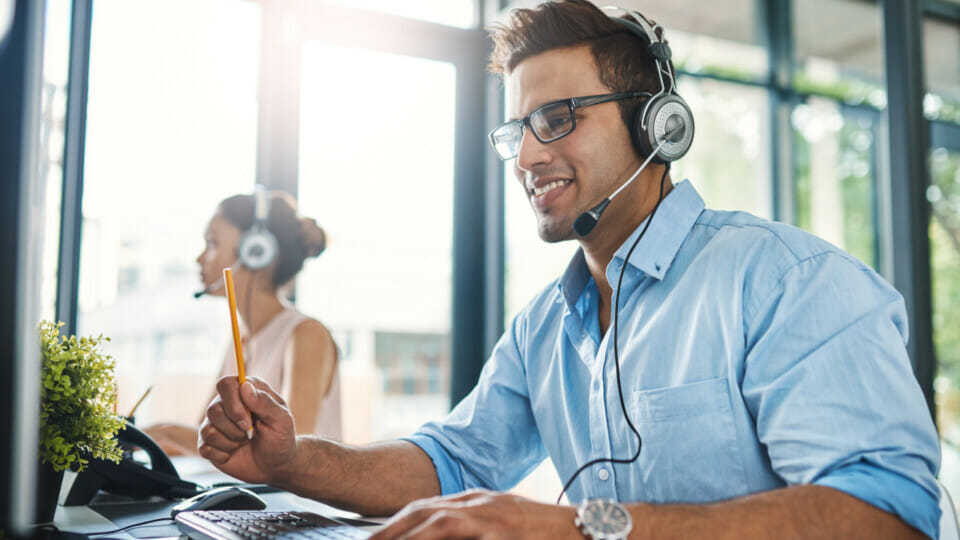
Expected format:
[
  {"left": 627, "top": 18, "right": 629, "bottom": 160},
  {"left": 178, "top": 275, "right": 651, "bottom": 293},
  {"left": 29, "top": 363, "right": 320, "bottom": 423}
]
[{"left": 170, "top": 486, "right": 267, "bottom": 517}]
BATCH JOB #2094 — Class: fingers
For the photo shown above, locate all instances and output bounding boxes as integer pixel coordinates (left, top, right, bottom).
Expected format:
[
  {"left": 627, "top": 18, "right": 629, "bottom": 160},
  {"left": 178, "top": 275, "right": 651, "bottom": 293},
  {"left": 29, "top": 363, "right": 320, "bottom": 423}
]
[
  {"left": 198, "top": 379, "right": 250, "bottom": 460},
  {"left": 239, "top": 377, "right": 290, "bottom": 426},
  {"left": 197, "top": 434, "right": 238, "bottom": 465},
  {"left": 198, "top": 375, "right": 293, "bottom": 467},
  {"left": 214, "top": 376, "right": 254, "bottom": 434},
  {"left": 372, "top": 507, "right": 459, "bottom": 540},
  {"left": 374, "top": 508, "right": 489, "bottom": 540},
  {"left": 371, "top": 491, "right": 496, "bottom": 540},
  {"left": 207, "top": 391, "right": 249, "bottom": 441},
  {"left": 399, "top": 510, "right": 484, "bottom": 540},
  {"left": 438, "top": 489, "right": 493, "bottom": 504},
  {"left": 245, "top": 376, "right": 287, "bottom": 407},
  {"left": 197, "top": 404, "right": 246, "bottom": 464}
]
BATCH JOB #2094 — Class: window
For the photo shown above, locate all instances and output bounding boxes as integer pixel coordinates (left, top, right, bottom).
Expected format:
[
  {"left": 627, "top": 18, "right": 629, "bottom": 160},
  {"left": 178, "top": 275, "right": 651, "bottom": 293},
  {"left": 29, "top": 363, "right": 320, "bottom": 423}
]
[
  {"left": 672, "top": 76, "right": 772, "bottom": 218},
  {"left": 77, "top": 0, "right": 260, "bottom": 424},
  {"left": 792, "top": 99, "right": 879, "bottom": 267},
  {"left": 296, "top": 43, "right": 456, "bottom": 443},
  {"left": 930, "top": 144, "right": 960, "bottom": 436},
  {"left": 623, "top": 0, "right": 767, "bottom": 82},
  {"left": 314, "top": 0, "right": 475, "bottom": 29},
  {"left": 790, "top": 0, "right": 885, "bottom": 269},
  {"left": 38, "top": 0, "right": 72, "bottom": 322},
  {"left": 924, "top": 17, "right": 960, "bottom": 124},
  {"left": 793, "top": 0, "right": 886, "bottom": 108},
  {"left": 927, "top": 16, "right": 960, "bottom": 491}
]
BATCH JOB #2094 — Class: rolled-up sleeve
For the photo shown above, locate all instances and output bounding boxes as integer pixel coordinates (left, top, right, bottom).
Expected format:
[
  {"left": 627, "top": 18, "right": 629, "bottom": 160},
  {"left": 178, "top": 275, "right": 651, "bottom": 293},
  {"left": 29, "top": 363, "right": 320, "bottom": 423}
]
[
  {"left": 402, "top": 314, "right": 547, "bottom": 495},
  {"left": 742, "top": 252, "right": 941, "bottom": 539}
]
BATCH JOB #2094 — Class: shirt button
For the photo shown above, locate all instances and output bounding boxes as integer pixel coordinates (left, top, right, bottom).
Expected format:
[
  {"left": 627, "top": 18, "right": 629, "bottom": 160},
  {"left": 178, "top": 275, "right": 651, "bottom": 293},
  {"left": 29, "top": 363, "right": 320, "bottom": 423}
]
[{"left": 598, "top": 469, "right": 610, "bottom": 481}]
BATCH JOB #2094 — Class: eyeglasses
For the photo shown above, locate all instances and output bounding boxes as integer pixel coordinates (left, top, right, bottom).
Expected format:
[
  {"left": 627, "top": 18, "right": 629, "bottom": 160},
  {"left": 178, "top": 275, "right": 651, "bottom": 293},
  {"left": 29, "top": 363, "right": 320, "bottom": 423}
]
[{"left": 488, "top": 91, "right": 649, "bottom": 160}]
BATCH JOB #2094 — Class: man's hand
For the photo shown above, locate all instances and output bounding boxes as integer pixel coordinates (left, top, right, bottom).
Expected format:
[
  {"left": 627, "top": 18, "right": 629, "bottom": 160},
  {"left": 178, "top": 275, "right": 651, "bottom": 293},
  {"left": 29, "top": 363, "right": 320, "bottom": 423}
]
[
  {"left": 370, "top": 490, "right": 578, "bottom": 540},
  {"left": 197, "top": 376, "right": 297, "bottom": 485}
]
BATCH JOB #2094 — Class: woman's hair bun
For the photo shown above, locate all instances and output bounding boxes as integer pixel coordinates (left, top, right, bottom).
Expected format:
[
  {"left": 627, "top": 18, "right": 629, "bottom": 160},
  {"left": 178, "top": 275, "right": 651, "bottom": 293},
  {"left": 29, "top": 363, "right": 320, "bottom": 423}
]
[{"left": 301, "top": 217, "right": 326, "bottom": 258}]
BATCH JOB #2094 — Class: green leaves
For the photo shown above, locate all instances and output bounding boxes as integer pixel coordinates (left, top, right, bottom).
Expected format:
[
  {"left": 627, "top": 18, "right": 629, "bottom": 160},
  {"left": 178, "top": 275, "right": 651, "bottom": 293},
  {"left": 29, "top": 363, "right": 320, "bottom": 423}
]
[{"left": 38, "top": 321, "right": 126, "bottom": 472}]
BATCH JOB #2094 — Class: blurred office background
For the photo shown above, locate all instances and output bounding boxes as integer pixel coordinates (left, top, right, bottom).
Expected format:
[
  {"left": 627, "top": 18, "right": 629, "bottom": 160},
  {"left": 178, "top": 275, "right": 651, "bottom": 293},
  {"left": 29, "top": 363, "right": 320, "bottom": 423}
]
[{"left": 29, "top": 0, "right": 960, "bottom": 501}]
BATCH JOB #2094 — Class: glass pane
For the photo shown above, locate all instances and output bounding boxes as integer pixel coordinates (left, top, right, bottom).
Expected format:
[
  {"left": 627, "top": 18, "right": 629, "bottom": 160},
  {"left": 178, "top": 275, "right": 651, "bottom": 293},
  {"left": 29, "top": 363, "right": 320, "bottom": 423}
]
[
  {"left": 793, "top": 0, "right": 886, "bottom": 107},
  {"left": 924, "top": 18, "right": 960, "bottom": 123},
  {"left": 297, "top": 43, "right": 455, "bottom": 443},
  {"left": 38, "top": 0, "right": 72, "bottom": 322},
  {"left": 316, "top": 0, "right": 475, "bottom": 29},
  {"left": 931, "top": 144, "right": 960, "bottom": 492},
  {"left": 792, "top": 98, "right": 878, "bottom": 268},
  {"left": 77, "top": 0, "right": 260, "bottom": 425},
  {"left": 622, "top": 0, "right": 767, "bottom": 81},
  {"left": 926, "top": 16, "right": 960, "bottom": 496},
  {"left": 672, "top": 76, "right": 772, "bottom": 218}
]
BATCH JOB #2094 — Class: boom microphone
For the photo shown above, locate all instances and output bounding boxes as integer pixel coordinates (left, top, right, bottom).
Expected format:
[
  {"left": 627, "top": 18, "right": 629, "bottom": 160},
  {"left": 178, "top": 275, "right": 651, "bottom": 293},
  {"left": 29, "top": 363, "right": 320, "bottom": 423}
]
[
  {"left": 193, "top": 259, "right": 239, "bottom": 298},
  {"left": 573, "top": 122, "right": 685, "bottom": 237},
  {"left": 193, "top": 278, "right": 225, "bottom": 299}
]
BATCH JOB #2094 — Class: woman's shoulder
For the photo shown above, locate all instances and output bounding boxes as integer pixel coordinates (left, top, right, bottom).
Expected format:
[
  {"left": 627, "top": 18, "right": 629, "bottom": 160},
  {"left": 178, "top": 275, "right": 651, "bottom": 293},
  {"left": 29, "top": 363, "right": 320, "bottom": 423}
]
[
  {"left": 291, "top": 316, "right": 330, "bottom": 337},
  {"left": 289, "top": 314, "right": 335, "bottom": 350}
]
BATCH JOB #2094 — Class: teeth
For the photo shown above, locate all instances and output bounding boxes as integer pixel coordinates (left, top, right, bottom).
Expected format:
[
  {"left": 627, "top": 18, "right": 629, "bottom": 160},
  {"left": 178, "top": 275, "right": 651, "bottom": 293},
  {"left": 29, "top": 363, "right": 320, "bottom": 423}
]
[{"left": 532, "top": 180, "right": 570, "bottom": 197}]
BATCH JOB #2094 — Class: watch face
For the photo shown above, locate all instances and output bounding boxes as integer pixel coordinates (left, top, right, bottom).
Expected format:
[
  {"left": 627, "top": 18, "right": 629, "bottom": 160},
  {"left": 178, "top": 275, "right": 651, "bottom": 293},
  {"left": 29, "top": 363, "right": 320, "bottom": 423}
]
[{"left": 581, "top": 499, "right": 632, "bottom": 537}]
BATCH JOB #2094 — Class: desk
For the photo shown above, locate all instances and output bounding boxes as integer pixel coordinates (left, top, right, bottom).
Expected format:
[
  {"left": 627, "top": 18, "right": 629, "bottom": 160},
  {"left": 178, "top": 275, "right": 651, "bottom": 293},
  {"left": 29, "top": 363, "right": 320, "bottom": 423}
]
[{"left": 51, "top": 457, "right": 384, "bottom": 539}]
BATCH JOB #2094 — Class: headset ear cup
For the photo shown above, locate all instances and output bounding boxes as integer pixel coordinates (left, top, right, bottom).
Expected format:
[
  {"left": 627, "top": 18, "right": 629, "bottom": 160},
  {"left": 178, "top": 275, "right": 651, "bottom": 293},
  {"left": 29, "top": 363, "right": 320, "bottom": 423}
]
[
  {"left": 238, "top": 229, "right": 279, "bottom": 270},
  {"left": 641, "top": 95, "right": 695, "bottom": 164}
]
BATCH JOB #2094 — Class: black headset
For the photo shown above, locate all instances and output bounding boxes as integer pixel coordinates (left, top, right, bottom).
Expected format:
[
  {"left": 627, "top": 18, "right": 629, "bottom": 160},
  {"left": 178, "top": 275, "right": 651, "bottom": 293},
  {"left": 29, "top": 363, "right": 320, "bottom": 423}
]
[
  {"left": 237, "top": 185, "right": 279, "bottom": 270},
  {"left": 609, "top": 7, "right": 695, "bottom": 163}
]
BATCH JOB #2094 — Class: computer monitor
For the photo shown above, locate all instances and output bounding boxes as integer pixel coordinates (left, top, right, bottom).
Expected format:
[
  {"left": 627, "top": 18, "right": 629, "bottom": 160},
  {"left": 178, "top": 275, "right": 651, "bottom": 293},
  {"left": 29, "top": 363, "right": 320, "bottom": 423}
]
[{"left": 1, "top": 0, "right": 47, "bottom": 535}]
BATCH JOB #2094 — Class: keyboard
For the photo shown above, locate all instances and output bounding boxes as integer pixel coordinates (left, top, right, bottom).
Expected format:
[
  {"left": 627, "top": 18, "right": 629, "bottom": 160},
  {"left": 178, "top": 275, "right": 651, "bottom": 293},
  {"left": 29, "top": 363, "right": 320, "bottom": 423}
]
[{"left": 175, "top": 510, "right": 372, "bottom": 540}]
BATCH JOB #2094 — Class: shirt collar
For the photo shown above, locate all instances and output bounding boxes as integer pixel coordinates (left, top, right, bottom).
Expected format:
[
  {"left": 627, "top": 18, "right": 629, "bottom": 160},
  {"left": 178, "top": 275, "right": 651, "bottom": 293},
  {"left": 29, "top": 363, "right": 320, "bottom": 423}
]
[
  {"left": 558, "top": 179, "right": 705, "bottom": 303},
  {"left": 611, "top": 179, "right": 704, "bottom": 281}
]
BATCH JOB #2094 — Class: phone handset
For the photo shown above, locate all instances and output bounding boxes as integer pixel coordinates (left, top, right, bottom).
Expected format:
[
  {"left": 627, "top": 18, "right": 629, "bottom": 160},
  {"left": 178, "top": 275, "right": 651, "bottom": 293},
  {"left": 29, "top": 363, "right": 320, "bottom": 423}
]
[{"left": 61, "top": 418, "right": 200, "bottom": 505}]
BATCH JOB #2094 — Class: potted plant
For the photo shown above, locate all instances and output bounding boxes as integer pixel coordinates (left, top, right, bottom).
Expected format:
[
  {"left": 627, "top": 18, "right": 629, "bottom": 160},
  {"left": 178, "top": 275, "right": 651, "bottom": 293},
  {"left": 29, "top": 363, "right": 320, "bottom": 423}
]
[{"left": 36, "top": 321, "right": 126, "bottom": 523}]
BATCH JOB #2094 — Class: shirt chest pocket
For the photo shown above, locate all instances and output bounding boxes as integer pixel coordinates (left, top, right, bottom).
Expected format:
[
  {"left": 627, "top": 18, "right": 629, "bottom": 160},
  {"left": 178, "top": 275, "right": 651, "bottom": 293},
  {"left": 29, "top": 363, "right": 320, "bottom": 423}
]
[{"left": 631, "top": 377, "right": 750, "bottom": 504}]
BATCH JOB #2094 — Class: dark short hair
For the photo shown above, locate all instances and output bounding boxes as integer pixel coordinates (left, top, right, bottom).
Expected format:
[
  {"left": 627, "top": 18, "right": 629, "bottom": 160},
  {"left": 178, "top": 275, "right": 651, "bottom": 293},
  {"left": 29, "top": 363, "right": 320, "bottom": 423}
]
[
  {"left": 488, "top": 0, "right": 668, "bottom": 129},
  {"left": 218, "top": 191, "right": 325, "bottom": 289}
]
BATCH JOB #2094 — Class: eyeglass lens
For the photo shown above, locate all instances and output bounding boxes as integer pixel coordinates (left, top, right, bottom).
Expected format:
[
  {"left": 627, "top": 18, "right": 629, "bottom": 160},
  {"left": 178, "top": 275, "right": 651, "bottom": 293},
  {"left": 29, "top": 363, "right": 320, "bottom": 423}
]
[{"left": 491, "top": 101, "right": 575, "bottom": 159}]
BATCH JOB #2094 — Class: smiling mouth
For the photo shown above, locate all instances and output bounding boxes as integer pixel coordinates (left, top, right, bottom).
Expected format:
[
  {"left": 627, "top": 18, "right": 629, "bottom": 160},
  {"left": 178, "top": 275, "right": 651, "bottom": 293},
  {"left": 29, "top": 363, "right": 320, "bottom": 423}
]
[{"left": 529, "top": 179, "right": 573, "bottom": 197}]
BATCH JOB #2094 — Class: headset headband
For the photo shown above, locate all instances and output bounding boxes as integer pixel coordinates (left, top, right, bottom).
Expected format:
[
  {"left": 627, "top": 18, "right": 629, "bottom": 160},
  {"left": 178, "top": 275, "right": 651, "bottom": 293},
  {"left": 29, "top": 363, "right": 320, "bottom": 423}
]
[{"left": 601, "top": 5, "right": 679, "bottom": 126}]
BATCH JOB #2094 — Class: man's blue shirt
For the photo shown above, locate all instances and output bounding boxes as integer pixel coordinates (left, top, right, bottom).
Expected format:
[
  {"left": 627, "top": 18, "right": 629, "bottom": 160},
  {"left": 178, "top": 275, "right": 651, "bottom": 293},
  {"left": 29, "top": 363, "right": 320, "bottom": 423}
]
[{"left": 405, "top": 180, "right": 941, "bottom": 538}]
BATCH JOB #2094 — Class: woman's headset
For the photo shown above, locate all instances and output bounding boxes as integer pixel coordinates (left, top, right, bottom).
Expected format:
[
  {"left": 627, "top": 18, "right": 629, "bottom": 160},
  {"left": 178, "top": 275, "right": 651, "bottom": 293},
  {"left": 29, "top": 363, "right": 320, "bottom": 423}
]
[{"left": 237, "top": 185, "right": 278, "bottom": 270}]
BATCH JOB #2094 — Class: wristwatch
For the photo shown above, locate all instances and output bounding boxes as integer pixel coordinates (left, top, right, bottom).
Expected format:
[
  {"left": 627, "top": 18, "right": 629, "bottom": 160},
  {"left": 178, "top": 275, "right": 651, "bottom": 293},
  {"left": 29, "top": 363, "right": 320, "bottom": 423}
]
[{"left": 575, "top": 498, "right": 633, "bottom": 540}]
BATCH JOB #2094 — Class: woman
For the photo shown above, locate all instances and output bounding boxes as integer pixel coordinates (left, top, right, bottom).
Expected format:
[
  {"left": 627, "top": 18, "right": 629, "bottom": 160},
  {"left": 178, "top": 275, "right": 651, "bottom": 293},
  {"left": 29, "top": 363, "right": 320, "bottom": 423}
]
[{"left": 145, "top": 191, "right": 341, "bottom": 455}]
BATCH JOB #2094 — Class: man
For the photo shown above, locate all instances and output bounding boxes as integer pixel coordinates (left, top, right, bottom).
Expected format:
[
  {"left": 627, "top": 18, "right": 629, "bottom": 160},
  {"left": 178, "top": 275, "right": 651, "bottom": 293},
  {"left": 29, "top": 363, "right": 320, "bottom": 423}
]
[{"left": 199, "top": 1, "right": 940, "bottom": 538}]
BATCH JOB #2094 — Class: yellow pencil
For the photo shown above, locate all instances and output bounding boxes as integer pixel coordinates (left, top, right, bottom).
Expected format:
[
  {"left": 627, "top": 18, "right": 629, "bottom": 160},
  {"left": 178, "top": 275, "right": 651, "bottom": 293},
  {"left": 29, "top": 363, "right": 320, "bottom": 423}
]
[{"left": 223, "top": 267, "right": 253, "bottom": 439}]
